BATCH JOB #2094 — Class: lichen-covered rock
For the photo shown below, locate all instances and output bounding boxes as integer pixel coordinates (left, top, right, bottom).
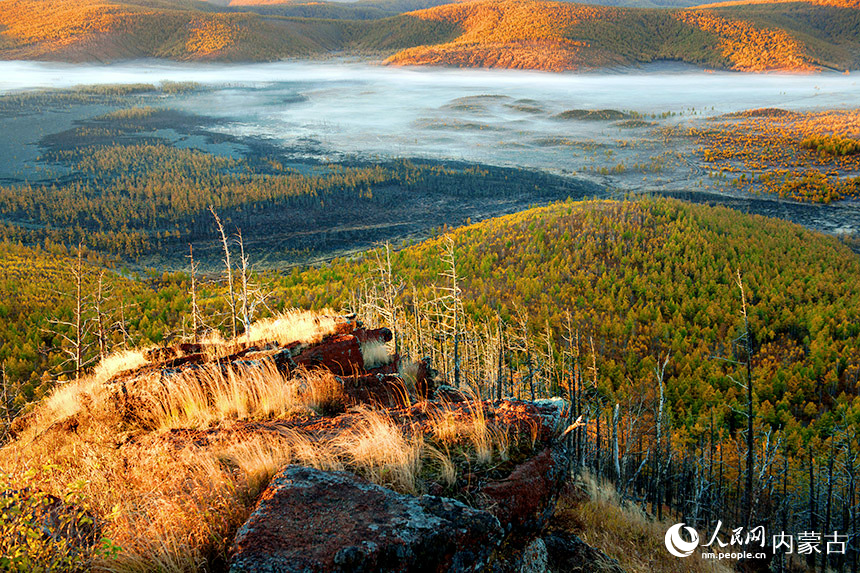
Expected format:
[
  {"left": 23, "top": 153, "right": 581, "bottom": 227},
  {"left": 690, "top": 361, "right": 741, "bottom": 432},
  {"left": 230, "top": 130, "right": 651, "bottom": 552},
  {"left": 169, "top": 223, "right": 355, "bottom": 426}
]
[
  {"left": 435, "top": 384, "right": 467, "bottom": 402},
  {"left": 542, "top": 532, "right": 626, "bottom": 573},
  {"left": 479, "top": 446, "right": 568, "bottom": 538},
  {"left": 414, "top": 357, "right": 437, "bottom": 399},
  {"left": 520, "top": 537, "right": 549, "bottom": 573},
  {"left": 495, "top": 400, "right": 566, "bottom": 444},
  {"left": 230, "top": 465, "right": 504, "bottom": 573}
]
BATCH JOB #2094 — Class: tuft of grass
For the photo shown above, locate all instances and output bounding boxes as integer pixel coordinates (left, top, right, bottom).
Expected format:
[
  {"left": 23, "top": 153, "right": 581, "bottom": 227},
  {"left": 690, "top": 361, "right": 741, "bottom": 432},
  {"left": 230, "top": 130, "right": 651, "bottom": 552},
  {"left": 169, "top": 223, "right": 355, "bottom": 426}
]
[
  {"left": 243, "top": 309, "right": 344, "bottom": 348},
  {"left": 360, "top": 338, "right": 393, "bottom": 370},
  {"left": 552, "top": 473, "right": 734, "bottom": 573},
  {"left": 91, "top": 348, "right": 151, "bottom": 384},
  {"left": 333, "top": 408, "right": 423, "bottom": 494},
  {"left": 428, "top": 401, "right": 509, "bottom": 465},
  {"left": 144, "top": 363, "right": 346, "bottom": 431},
  {"left": 218, "top": 432, "right": 341, "bottom": 501},
  {"left": 398, "top": 359, "right": 419, "bottom": 395}
]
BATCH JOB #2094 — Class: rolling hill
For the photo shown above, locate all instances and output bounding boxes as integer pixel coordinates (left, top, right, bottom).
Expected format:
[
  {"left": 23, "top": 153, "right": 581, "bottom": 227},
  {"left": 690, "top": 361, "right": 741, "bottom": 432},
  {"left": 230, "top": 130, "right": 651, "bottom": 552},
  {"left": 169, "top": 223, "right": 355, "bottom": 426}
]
[
  {"left": 0, "top": 0, "right": 858, "bottom": 70},
  {"left": 386, "top": 0, "right": 859, "bottom": 71}
]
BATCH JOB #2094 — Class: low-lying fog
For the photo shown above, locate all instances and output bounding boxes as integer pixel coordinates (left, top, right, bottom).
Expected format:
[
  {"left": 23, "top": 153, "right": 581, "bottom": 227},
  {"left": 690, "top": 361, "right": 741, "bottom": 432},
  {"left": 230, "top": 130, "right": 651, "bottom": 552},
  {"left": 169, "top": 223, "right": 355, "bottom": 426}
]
[{"left": 1, "top": 60, "right": 859, "bottom": 235}]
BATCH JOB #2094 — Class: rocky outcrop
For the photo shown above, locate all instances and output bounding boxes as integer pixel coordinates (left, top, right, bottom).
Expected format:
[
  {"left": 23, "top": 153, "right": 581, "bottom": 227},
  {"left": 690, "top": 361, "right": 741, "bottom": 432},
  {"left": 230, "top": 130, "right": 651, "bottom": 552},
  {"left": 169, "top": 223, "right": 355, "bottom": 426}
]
[
  {"left": 293, "top": 334, "right": 364, "bottom": 377},
  {"left": 230, "top": 465, "right": 503, "bottom": 573},
  {"left": 111, "top": 314, "right": 589, "bottom": 572},
  {"left": 479, "top": 446, "right": 568, "bottom": 539}
]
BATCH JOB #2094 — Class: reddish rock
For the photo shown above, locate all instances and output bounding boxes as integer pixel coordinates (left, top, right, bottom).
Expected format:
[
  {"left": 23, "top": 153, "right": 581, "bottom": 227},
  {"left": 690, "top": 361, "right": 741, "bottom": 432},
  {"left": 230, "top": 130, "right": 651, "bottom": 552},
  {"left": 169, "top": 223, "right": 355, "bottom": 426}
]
[
  {"left": 293, "top": 335, "right": 364, "bottom": 377},
  {"left": 144, "top": 346, "right": 178, "bottom": 362},
  {"left": 353, "top": 327, "right": 393, "bottom": 344},
  {"left": 435, "top": 384, "right": 467, "bottom": 403},
  {"left": 414, "top": 357, "right": 437, "bottom": 399},
  {"left": 230, "top": 465, "right": 503, "bottom": 573},
  {"left": 479, "top": 446, "right": 568, "bottom": 537},
  {"left": 342, "top": 374, "right": 412, "bottom": 409},
  {"left": 178, "top": 342, "right": 204, "bottom": 355},
  {"left": 365, "top": 353, "right": 401, "bottom": 376},
  {"left": 164, "top": 353, "right": 206, "bottom": 369}
]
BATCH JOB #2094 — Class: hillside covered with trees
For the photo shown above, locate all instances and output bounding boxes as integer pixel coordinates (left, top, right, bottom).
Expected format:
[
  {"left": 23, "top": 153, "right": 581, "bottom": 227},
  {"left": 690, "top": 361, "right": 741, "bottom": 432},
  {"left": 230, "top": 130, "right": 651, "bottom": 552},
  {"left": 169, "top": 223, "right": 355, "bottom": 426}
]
[
  {"left": 2, "top": 197, "right": 859, "bottom": 569},
  {"left": 0, "top": 0, "right": 858, "bottom": 71}
]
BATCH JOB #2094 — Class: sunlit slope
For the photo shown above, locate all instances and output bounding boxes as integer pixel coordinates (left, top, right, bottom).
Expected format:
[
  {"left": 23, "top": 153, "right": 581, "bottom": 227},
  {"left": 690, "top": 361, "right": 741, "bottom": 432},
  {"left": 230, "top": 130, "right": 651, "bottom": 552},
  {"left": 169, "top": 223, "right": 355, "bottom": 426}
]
[
  {"left": 277, "top": 198, "right": 860, "bottom": 439},
  {"left": 0, "top": 0, "right": 856, "bottom": 67},
  {"left": 0, "top": 0, "right": 338, "bottom": 60},
  {"left": 697, "top": 1, "right": 860, "bottom": 70},
  {"left": 385, "top": 0, "right": 858, "bottom": 71},
  {"left": 0, "top": 0, "right": 458, "bottom": 60}
]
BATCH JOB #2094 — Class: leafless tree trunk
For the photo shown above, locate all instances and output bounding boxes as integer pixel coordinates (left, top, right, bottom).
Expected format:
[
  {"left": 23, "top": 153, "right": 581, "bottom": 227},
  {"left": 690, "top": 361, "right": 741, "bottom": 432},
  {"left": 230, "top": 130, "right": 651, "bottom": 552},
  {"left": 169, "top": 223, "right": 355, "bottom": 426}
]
[
  {"left": 612, "top": 403, "right": 622, "bottom": 483},
  {"left": 374, "top": 242, "right": 403, "bottom": 354},
  {"left": 94, "top": 271, "right": 109, "bottom": 361},
  {"left": 737, "top": 269, "right": 756, "bottom": 529},
  {"left": 48, "top": 245, "right": 95, "bottom": 380},
  {"left": 654, "top": 352, "right": 670, "bottom": 521},
  {"left": 210, "top": 205, "right": 237, "bottom": 339},
  {"left": 440, "top": 236, "right": 462, "bottom": 388}
]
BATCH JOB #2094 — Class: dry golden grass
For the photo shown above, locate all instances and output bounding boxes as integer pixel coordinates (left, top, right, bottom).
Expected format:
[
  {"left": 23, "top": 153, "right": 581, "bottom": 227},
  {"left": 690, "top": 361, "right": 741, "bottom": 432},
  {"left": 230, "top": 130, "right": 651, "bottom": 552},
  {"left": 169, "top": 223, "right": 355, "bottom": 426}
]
[
  {"left": 142, "top": 363, "right": 350, "bottom": 430},
  {"left": 243, "top": 308, "right": 344, "bottom": 348},
  {"left": 398, "top": 359, "right": 420, "bottom": 394},
  {"left": 553, "top": 473, "right": 734, "bottom": 573},
  {"left": 428, "top": 400, "right": 510, "bottom": 465},
  {"left": 0, "top": 384, "right": 427, "bottom": 571},
  {"left": 333, "top": 408, "right": 423, "bottom": 493},
  {"left": 91, "top": 347, "right": 151, "bottom": 384},
  {"left": 0, "top": 309, "right": 524, "bottom": 571},
  {"left": 360, "top": 338, "right": 393, "bottom": 370}
]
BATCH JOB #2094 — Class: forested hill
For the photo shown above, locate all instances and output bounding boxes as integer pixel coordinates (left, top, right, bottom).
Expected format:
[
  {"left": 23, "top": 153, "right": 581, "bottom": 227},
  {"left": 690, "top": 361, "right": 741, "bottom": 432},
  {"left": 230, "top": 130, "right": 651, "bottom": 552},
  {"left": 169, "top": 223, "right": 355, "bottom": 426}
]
[
  {"left": 0, "top": 0, "right": 858, "bottom": 71},
  {"left": 6, "top": 197, "right": 859, "bottom": 441},
  {"left": 386, "top": 0, "right": 860, "bottom": 71},
  {"left": 273, "top": 198, "right": 860, "bottom": 445}
]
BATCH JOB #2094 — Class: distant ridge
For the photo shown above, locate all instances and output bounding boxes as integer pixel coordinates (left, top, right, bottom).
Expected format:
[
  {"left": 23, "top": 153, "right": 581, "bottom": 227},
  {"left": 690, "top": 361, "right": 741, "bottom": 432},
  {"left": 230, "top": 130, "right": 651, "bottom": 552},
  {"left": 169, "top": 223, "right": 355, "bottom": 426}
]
[
  {"left": 0, "top": 0, "right": 857, "bottom": 70},
  {"left": 385, "top": 0, "right": 821, "bottom": 71},
  {"left": 697, "top": 0, "right": 860, "bottom": 8}
]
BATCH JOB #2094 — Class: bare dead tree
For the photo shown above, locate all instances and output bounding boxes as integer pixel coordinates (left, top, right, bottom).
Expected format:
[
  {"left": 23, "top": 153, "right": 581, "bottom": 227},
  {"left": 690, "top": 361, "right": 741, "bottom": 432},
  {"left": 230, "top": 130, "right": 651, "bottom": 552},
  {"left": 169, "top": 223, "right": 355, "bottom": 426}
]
[
  {"left": 373, "top": 242, "right": 404, "bottom": 354},
  {"left": 612, "top": 402, "right": 622, "bottom": 484},
  {"left": 439, "top": 236, "right": 463, "bottom": 388},
  {"left": 210, "top": 205, "right": 237, "bottom": 339},
  {"left": 509, "top": 306, "right": 538, "bottom": 401},
  {"left": 47, "top": 245, "right": 96, "bottom": 381},
  {"left": 114, "top": 298, "right": 135, "bottom": 350},
  {"left": 1, "top": 361, "right": 21, "bottom": 440},
  {"left": 93, "top": 271, "right": 109, "bottom": 361},
  {"left": 736, "top": 268, "right": 756, "bottom": 529},
  {"left": 654, "top": 352, "right": 670, "bottom": 521},
  {"left": 236, "top": 230, "right": 269, "bottom": 339}
]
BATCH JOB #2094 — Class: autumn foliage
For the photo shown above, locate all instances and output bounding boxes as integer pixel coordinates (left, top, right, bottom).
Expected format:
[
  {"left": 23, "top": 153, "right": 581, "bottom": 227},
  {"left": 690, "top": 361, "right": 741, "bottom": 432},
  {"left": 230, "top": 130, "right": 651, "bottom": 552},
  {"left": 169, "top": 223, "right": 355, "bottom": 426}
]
[
  {"left": 689, "top": 108, "right": 860, "bottom": 202},
  {"left": 675, "top": 10, "right": 814, "bottom": 71},
  {"left": 386, "top": 0, "right": 820, "bottom": 72},
  {"left": 0, "top": 0, "right": 851, "bottom": 70}
]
